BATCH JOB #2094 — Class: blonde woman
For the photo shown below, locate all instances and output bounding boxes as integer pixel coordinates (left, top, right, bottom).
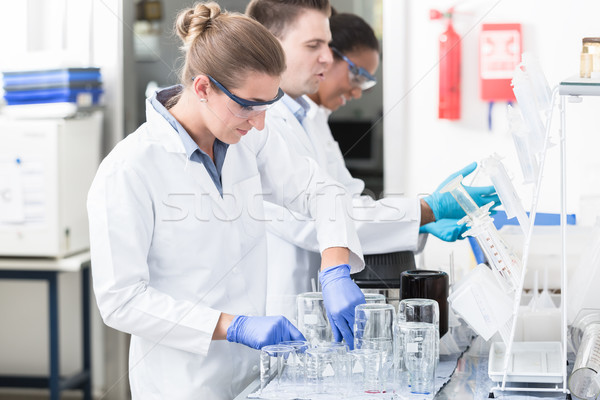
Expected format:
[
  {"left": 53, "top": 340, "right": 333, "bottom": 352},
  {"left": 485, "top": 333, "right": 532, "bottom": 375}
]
[{"left": 87, "top": 2, "right": 363, "bottom": 398}]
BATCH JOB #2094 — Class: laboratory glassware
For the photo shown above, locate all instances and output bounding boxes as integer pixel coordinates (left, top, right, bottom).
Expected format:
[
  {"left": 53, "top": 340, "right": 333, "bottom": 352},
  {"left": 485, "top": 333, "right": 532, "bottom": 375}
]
[
  {"left": 259, "top": 344, "right": 296, "bottom": 399},
  {"left": 582, "top": 38, "right": 600, "bottom": 75},
  {"left": 348, "top": 348, "right": 381, "bottom": 394},
  {"left": 296, "top": 292, "right": 332, "bottom": 347},
  {"left": 364, "top": 293, "right": 386, "bottom": 304},
  {"left": 400, "top": 270, "right": 449, "bottom": 336},
  {"left": 568, "top": 310, "right": 600, "bottom": 399},
  {"left": 398, "top": 298, "right": 440, "bottom": 365},
  {"left": 398, "top": 321, "right": 437, "bottom": 396},
  {"left": 305, "top": 346, "right": 346, "bottom": 395},
  {"left": 354, "top": 303, "right": 395, "bottom": 393},
  {"left": 441, "top": 175, "right": 523, "bottom": 293},
  {"left": 278, "top": 340, "right": 308, "bottom": 395}
]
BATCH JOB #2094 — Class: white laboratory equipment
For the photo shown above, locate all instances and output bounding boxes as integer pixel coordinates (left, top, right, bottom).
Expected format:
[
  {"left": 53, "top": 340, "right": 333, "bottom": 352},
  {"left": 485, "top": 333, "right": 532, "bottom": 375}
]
[
  {"left": 0, "top": 111, "right": 102, "bottom": 257},
  {"left": 485, "top": 54, "right": 580, "bottom": 398}
]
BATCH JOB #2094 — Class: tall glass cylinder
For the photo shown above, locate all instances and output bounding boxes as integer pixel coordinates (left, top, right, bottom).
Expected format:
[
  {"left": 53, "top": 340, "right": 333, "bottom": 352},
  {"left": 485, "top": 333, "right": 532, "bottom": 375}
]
[{"left": 569, "top": 323, "right": 600, "bottom": 399}]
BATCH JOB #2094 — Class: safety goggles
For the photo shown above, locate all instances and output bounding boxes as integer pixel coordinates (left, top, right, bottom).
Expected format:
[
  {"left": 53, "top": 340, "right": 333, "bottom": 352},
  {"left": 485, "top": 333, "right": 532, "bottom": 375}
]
[
  {"left": 330, "top": 46, "right": 377, "bottom": 91},
  {"left": 204, "top": 75, "right": 284, "bottom": 118}
]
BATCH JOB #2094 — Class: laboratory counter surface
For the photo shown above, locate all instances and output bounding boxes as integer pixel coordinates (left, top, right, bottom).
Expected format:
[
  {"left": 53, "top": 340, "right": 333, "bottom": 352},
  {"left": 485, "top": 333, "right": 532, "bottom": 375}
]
[
  {"left": 0, "top": 251, "right": 92, "bottom": 400},
  {"left": 235, "top": 336, "right": 575, "bottom": 400}
]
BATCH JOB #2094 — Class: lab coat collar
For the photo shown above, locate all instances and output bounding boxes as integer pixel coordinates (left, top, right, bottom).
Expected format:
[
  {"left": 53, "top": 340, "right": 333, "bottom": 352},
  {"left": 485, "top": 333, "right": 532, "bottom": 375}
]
[
  {"left": 145, "top": 87, "right": 187, "bottom": 155},
  {"left": 303, "top": 95, "right": 332, "bottom": 120},
  {"left": 146, "top": 86, "right": 231, "bottom": 212},
  {"left": 280, "top": 93, "right": 310, "bottom": 124}
]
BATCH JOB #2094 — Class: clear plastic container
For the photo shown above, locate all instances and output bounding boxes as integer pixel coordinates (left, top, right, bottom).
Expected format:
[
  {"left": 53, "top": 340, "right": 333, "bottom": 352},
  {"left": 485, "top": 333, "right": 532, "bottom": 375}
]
[
  {"left": 480, "top": 154, "right": 530, "bottom": 236},
  {"left": 448, "top": 264, "right": 514, "bottom": 342},
  {"left": 507, "top": 105, "right": 540, "bottom": 185}
]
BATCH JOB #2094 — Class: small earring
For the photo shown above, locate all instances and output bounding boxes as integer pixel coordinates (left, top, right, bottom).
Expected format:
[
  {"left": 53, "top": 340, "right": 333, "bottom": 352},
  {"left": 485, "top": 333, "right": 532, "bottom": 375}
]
[{"left": 199, "top": 98, "right": 207, "bottom": 103}]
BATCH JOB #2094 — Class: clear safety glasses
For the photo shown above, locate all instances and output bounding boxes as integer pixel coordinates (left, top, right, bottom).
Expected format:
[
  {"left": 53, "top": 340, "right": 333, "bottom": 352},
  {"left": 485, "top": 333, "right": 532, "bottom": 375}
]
[
  {"left": 201, "top": 75, "right": 284, "bottom": 119},
  {"left": 330, "top": 46, "right": 377, "bottom": 91}
]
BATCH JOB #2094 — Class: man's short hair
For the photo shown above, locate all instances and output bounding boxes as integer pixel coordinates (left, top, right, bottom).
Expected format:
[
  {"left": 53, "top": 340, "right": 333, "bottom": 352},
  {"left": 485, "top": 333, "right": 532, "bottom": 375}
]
[{"left": 246, "top": 0, "right": 331, "bottom": 39}]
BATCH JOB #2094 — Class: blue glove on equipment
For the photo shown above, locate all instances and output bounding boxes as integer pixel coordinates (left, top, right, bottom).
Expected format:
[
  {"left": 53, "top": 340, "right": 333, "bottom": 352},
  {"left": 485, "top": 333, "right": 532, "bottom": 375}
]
[
  {"left": 419, "top": 219, "right": 469, "bottom": 242},
  {"left": 226, "top": 315, "right": 305, "bottom": 350},
  {"left": 319, "top": 264, "right": 365, "bottom": 350},
  {"left": 424, "top": 162, "right": 500, "bottom": 221}
]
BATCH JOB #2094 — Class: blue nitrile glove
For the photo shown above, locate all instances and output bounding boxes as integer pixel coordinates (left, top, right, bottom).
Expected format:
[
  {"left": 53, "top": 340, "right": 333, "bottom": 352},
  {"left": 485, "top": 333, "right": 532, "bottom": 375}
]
[
  {"left": 424, "top": 162, "right": 501, "bottom": 221},
  {"left": 419, "top": 219, "right": 469, "bottom": 242},
  {"left": 319, "top": 264, "right": 365, "bottom": 350},
  {"left": 226, "top": 315, "right": 305, "bottom": 350}
]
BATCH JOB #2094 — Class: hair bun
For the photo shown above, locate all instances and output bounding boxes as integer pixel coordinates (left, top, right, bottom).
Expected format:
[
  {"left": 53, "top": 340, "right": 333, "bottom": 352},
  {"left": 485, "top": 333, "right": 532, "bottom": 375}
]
[{"left": 175, "top": 2, "right": 222, "bottom": 48}]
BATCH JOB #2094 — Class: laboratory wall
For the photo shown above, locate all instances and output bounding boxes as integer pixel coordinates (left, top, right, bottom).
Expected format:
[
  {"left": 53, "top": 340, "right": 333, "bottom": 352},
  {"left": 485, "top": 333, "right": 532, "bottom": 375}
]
[{"left": 383, "top": 0, "right": 600, "bottom": 272}]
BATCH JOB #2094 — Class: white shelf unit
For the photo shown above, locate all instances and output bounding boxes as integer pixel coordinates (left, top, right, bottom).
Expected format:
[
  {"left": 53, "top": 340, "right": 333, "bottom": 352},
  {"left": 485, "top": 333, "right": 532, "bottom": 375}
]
[{"left": 489, "top": 75, "right": 600, "bottom": 398}]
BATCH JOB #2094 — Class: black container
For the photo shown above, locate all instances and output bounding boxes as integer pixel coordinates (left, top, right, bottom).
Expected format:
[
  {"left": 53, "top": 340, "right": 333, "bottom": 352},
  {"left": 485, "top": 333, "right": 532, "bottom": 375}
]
[
  {"left": 400, "top": 270, "right": 449, "bottom": 336},
  {"left": 351, "top": 251, "right": 416, "bottom": 289}
]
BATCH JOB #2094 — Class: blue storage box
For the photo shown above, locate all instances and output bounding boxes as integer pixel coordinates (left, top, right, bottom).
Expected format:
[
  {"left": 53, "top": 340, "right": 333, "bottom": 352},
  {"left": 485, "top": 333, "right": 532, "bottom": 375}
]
[
  {"left": 4, "top": 87, "right": 103, "bottom": 106},
  {"left": 2, "top": 68, "right": 101, "bottom": 88}
]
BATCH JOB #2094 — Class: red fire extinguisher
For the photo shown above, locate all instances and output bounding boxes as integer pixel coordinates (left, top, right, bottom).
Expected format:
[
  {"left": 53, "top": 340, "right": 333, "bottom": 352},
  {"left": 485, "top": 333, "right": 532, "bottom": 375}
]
[{"left": 430, "top": 8, "right": 461, "bottom": 120}]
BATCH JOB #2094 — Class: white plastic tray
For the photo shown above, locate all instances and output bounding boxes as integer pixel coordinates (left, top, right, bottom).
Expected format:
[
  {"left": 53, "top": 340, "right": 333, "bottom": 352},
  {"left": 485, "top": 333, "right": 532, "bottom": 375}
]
[{"left": 488, "top": 341, "right": 563, "bottom": 383}]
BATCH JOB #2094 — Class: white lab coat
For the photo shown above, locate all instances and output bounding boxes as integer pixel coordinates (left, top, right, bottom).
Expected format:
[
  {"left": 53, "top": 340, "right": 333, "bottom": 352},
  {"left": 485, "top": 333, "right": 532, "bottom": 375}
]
[
  {"left": 87, "top": 91, "right": 363, "bottom": 400},
  {"left": 264, "top": 97, "right": 421, "bottom": 321}
]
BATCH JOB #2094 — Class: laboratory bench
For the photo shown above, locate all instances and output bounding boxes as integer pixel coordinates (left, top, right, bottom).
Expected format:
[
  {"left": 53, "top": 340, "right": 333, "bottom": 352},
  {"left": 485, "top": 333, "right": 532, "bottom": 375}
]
[
  {"left": 234, "top": 335, "right": 574, "bottom": 400},
  {"left": 0, "top": 252, "right": 92, "bottom": 400}
]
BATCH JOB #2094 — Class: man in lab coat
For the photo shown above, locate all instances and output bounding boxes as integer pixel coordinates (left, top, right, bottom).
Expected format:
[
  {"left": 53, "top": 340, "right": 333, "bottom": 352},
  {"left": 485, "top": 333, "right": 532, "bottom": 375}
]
[{"left": 247, "top": 0, "right": 499, "bottom": 322}]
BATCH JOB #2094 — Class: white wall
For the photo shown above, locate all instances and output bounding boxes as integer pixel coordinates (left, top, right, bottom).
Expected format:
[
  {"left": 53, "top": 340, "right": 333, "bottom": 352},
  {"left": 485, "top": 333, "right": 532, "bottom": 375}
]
[{"left": 384, "top": 0, "right": 600, "bottom": 274}]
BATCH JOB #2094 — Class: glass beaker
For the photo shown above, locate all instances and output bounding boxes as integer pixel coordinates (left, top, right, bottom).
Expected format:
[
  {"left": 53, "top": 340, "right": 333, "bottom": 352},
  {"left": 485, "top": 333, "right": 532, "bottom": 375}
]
[
  {"left": 260, "top": 344, "right": 296, "bottom": 399},
  {"left": 398, "top": 298, "right": 440, "bottom": 364},
  {"left": 348, "top": 348, "right": 382, "bottom": 394},
  {"left": 279, "top": 340, "right": 309, "bottom": 395},
  {"left": 296, "top": 292, "right": 332, "bottom": 347},
  {"left": 354, "top": 303, "right": 395, "bottom": 393},
  {"left": 398, "top": 321, "right": 436, "bottom": 396},
  {"left": 364, "top": 293, "right": 386, "bottom": 304},
  {"left": 305, "top": 346, "right": 346, "bottom": 395}
]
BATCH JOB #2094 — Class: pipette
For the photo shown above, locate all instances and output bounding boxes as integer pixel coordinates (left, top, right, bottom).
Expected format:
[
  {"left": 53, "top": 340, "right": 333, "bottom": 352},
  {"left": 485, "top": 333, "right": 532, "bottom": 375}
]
[{"left": 441, "top": 175, "right": 523, "bottom": 293}]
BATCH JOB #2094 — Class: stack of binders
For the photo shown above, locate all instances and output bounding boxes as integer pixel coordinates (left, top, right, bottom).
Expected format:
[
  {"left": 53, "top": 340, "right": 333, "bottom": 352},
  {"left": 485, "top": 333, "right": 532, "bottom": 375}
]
[{"left": 2, "top": 67, "right": 103, "bottom": 106}]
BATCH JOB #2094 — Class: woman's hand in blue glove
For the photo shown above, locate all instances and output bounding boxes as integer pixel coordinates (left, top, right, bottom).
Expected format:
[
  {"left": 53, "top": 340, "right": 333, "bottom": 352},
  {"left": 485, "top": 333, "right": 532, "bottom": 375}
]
[
  {"left": 424, "top": 162, "right": 500, "bottom": 221},
  {"left": 319, "top": 264, "right": 365, "bottom": 350},
  {"left": 226, "top": 315, "right": 305, "bottom": 350},
  {"left": 419, "top": 219, "right": 468, "bottom": 242}
]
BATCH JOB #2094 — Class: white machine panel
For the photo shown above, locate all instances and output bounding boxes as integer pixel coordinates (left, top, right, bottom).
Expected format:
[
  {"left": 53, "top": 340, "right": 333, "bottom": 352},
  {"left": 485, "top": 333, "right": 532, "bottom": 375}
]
[{"left": 0, "top": 111, "right": 102, "bottom": 257}]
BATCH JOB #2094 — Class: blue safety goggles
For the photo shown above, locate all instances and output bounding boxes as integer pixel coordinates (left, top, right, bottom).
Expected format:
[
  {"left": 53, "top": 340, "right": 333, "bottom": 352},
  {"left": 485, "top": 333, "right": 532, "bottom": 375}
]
[
  {"left": 202, "top": 75, "right": 284, "bottom": 118},
  {"left": 330, "top": 46, "right": 377, "bottom": 91}
]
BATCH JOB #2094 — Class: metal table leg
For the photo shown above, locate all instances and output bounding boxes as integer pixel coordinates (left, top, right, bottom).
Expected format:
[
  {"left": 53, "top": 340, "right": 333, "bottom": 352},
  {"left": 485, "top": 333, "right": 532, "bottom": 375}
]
[
  {"left": 48, "top": 272, "right": 60, "bottom": 400},
  {"left": 82, "top": 264, "right": 92, "bottom": 400}
]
